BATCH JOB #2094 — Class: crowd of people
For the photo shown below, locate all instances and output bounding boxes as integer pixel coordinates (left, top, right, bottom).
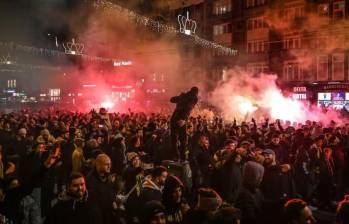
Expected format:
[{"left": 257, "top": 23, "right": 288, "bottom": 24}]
[{"left": 0, "top": 104, "right": 349, "bottom": 223}]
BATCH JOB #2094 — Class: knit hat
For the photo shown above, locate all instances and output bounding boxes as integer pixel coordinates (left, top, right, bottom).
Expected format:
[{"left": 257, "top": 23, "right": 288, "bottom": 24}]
[
  {"left": 197, "top": 188, "right": 222, "bottom": 211},
  {"left": 263, "top": 149, "right": 275, "bottom": 155},
  {"left": 162, "top": 175, "right": 184, "bottom": 208}
]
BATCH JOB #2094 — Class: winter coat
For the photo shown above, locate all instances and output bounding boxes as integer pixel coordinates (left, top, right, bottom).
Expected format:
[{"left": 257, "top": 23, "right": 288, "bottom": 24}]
[
  {"left": 86, "top": 169, "right": 115, "bottom": 224},
  {"left": 235, "top": 187, "right": 263, "bottom": 224},
  {"left": 212, "top": 157, "right": 241, "bottom": 203},
  {"left": 0, "top": 166, "right": 48, "bottom": 224},
  {"left": 170, "top": 91, "right": 198, "bottom": 122},
  {"left": 44, "top": 192, "right": 100, "bottom": 224},
  {"left": 139, "top": 177, "right": 163, "bottom": 206},
  {"left": 235, "top": 161, "right": 264, "bottom": 224},
  {"left": 19, "top": 195, "right": 41, "bottom": 224}
]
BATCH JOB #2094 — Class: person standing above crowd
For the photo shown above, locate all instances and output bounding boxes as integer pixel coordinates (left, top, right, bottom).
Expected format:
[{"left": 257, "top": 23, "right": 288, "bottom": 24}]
[{"left": 170, "top": 87, "right": 199, "bottom": 161}]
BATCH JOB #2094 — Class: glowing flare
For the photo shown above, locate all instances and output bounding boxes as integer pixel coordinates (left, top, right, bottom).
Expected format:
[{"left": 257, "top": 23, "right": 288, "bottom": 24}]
[
  {"left": 235, "top": 96, "right": 258, "bottom": 114},
  {"left": 262, "top": 89, "right": 306, "bottom": 122},
  {"left": 101, "top": 101, "right": 114, "bottom": 109}
]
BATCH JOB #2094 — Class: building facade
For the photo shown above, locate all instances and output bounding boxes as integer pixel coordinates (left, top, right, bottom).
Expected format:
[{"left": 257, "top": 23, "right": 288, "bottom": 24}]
[{"left": 171, "top": 0, "right": 349, "bottom": 108}]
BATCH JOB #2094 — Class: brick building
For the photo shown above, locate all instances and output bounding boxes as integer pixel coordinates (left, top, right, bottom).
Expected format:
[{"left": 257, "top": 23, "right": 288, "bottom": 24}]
[{"left": 168, "top": 0, "right": 349, "bottom": 108}]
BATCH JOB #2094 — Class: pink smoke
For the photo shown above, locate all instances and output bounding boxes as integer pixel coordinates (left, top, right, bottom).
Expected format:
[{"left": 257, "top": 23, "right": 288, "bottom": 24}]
[{"left": 209, "top": 69, "right": 346, "bottom": 125}]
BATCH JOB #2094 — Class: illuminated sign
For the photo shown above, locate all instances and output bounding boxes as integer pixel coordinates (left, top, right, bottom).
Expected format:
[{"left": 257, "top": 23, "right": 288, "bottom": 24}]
[
  {"left": 332, "top": 92, "right": 345, "bottom": 101},
  {"left": 293, "top": 86, "right": 307, "bottom": 92},
  {"left": 318, "top": 92, "right": 331, "bottom": 101},
  {"left": 292, "top": 93, "right": 307, "bottom": 100},
  {"left": 113, "top": 61, "right": 132, "bottom": 67}
]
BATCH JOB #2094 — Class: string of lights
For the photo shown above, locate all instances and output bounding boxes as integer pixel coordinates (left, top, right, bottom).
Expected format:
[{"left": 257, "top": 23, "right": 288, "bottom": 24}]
[
  {"left": 93, "top": 0, "right": 238, "bottom": 56},
  {"left": 0, "top": 41, "right": 118, "bottom": 63}
]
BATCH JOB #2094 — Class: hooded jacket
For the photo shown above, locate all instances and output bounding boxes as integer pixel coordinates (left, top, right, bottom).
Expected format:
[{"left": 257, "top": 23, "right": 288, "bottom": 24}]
[
  {"left": 235, "top": 161, "right": 264, "bottom": 224},
  {"left": 44, "top": 191, "right": 100, "bottom": 224},
  {"left": 139, "top": 176, "right": 163, "bottom": 206},
  {"left": 170, "top": 88, "right": 198, "bottom": 122},
  {"left": 162, "top": 175, "right": 188, "bottom": 224}
]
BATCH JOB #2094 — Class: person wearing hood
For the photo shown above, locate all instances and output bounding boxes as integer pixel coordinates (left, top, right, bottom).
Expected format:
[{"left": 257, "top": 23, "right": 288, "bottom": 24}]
[
  {"left": 235, "top": 161, "right": 264, "bottom": 224},
  {"left": 162, "top": 175, "right": 190, "bottom": 224},
  {"left": 45, "top": 172, "right": 100, "bottom": 224},
  {"left": 139, "top": 166, "right": 168, "bottom": 206},
  {"left": 107, "top": 133, "right": 127, "bottom": 175},
  {"left": 170, "top": 86, "right": 199, "bottom": 161},
  {"left": 125, "top": 166, "right": 167, "bottom": 223}
]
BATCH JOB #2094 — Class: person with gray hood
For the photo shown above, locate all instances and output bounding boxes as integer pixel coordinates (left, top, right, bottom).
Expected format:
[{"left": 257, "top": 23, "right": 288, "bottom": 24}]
[{"left": 235, "top": 161, "right": 264, "bottom": 224}]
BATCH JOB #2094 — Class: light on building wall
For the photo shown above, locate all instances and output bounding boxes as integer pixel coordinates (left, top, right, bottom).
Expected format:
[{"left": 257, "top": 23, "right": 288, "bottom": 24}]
[{"left": 113, "top": 60, "right": 132, "bottom": 67}]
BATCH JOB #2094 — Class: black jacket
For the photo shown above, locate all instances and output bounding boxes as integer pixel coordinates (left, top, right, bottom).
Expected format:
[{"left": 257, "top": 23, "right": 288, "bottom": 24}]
[
  {"left": 261, "top": 165, "right": 294, "bottom": 202},
  {"left": 0, "top": 166, "right": 48, "bottom": 224},
  {"left": 170, "top": 91, "right": 198, "bottom": 122},
  {"left": 235, "top": 186, "right": 263, "bottom": 224},
  {"left": 44, "top": 193, "right": 100, "bottom": 224},
  {"left": 86, "top": 169, "right": 115, "bottom": 224}
]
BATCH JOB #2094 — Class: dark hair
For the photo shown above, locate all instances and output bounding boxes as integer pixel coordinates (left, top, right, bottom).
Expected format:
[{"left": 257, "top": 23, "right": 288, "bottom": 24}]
[
  {"left": 67, "top": 172, "right": 85, "bottom": 185},
  {"left": 162, "top": 175, "right": 184, "bottom": 208},
  {"left": 190, "top": 86, "right": 199, "bottom": 94},
  {"left": 212, "top": 206, "right": 241, "bottom": 224},
  {"left": 283, "top": 199, "right": 307, "bottom": 223},
  {"left": 151, "top": 166, "right": 167, "bottom": 178},
  {"left": 198, "top": 187, "right": 219, "bottom": 198},
  {"left": 337, "top": 199, "right": 349, "bottom": 223}
]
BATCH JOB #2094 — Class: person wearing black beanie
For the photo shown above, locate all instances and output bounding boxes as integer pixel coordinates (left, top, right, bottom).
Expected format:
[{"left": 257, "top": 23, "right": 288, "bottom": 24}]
[{"left": 162, "top": 175, "right": 189, "bottom": 224}]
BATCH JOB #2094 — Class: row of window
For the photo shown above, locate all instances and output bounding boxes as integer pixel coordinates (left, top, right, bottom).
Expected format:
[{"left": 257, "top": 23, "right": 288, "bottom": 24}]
[
  {"left": 246, "top": 37, "right": 301, "bottom": 53},
  {"left": 284, "top": 54, "right": 346, "bottom": 81},
  {"left": 246, "top": 0, "right": 266, "bottom": 8},
  {"left": 283, "top": 37, "right": 301, "bottom": 49},
  {"left": 246, "top": 63, "right": 268, "bottom": 74},
  {"left": 282, "top": 2, "right": 345, "bottom": 21},
  {"left": 247, "top": 17, "right": 268, "bottom": 31},
  {"left": 283, "top": 6, "right": 305, "bottom": 20},
  {"left": 213, "top": 23, "right": 232, "bottom": 36},
  {"left": 213, "top": 0, "right": 232, "bottom": 15},
  {"left": 247, "top": 41, "right": 269, "bottom": 53},
  {"left": 245, "top": 54, "right": 346, "bottom": 81}
]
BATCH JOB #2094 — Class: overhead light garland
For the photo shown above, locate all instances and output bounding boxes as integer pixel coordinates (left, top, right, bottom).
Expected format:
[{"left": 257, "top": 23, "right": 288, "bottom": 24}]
[
  {"left": 0, "top": 53, "right": 16, "bottom": 65},
  {"left": 0, "top": 53, "right": 61, "bottom": 71},
  {"left": 93, "top": 0, "right": 238, "bottom": 56},
  {"left": 0, "top": 41, "right": 120, "bottom": 63}
]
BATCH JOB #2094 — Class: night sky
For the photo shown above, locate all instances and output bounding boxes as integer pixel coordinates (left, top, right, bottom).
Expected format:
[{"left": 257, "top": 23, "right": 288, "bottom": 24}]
[{"left": 0, "top": 0, "right": 82, "bottom": 45}]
